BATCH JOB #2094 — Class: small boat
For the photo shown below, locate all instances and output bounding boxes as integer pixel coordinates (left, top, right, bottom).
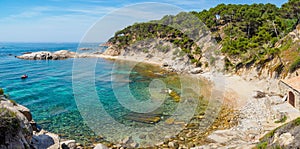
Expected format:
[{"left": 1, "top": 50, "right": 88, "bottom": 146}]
[{"left": 21, "top": 75, "right": 28, "bottom": 79}]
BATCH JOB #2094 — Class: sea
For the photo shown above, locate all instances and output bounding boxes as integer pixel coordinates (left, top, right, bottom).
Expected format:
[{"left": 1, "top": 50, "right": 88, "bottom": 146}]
[{"left": 0, "top": 42, "right": 210, "bottom": 146}]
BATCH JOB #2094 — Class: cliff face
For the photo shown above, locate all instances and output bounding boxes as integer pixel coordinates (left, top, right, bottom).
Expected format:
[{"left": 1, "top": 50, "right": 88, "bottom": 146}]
[
  {"left": 0, "top": 95, "right": 33, "bottom": 149},
  {"left": 0, "top": 94, "right": 60, "bottom": 149},
  {"left": 104, "top": 39, "right": 195, "bottom": 72},
  {"left": 104, "top": 12, "right": 223, "bottom": 73}
]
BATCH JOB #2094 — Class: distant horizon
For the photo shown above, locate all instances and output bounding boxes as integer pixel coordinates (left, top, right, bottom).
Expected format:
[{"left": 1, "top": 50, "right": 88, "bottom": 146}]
[{"left": 0, "top": 0, "right": 288, "bottom": 43}]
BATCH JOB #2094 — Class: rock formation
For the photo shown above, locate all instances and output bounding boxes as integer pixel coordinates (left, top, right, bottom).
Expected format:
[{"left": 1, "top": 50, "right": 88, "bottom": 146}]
[
  {"left": 0, "top": 94, "right": 65, "bottom": 149},
  {"left": 16, "top": 50, "right": 77, "bottom": 60},
  {"left": 15, "top": 50, "right": 104, "bottom": 60}
]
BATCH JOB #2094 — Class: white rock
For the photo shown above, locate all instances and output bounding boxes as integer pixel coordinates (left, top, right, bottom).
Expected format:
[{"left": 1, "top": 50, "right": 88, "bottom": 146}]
[
  {"left": 168, "top": 141, "right": 179, "bottom": 148},
  {"left": 190, "top": 68, "right": 203, "bottom": 74},
  {"left": 94, "top": 143, "right": 109, "bottom": 149},
  {"left": 60, "top": 140, "right": 76, "bottom": 149},
  {"left": 130, "top": 142, "right": 139, "bottom": 148},
  {"left": 278, "top": 133, "right": 294, "bottom": 146}
]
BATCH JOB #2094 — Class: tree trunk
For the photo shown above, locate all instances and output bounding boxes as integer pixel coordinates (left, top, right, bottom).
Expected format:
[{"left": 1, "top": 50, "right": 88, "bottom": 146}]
[{"left": 272, "top": 21, "right": 279, "bottom": 38}]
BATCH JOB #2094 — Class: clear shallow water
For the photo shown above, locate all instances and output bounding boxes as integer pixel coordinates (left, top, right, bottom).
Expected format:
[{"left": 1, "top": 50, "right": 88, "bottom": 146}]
[{"left": 0, "top": 43, "right": 208, "bottom": 146}]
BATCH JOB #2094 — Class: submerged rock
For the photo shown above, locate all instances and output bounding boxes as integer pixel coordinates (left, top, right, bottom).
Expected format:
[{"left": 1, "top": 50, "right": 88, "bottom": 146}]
[
  {"left": 123, "top": 112, "right": 162, "bottom": 124},
  {"left": 168, "top": 89, "right": 181, "bottom": 102}
]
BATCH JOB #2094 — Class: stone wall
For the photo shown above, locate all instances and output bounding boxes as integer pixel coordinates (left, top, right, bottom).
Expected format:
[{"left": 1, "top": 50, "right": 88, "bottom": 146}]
[{"left": 279, "top": 81, "right": 300, "bottom": 109}]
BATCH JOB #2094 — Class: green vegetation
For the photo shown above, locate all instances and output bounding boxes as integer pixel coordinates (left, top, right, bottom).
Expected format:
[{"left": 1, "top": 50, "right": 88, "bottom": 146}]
[
  {"left": 192, "top": 1, "right": 300, "bottom": 73},
  {"left": 0, "top": 88, "right": 3, "bottom": 95},
  {"left": 0, "top": 108, "right": 20, "bottom": 145},
  {"left": 275, "top": 114, "right": 287, "bottom": 123},
  {"left": 9, "top": 99, "right": 18, "bottom": 106},
  {"left": 256, "top": 141, "right": 268, "bottom": 149},
  {"left": 108, "top": 12, "right": 205, "bottom": 64},
  {"left": 109, "top": 0, "right": 300, "bottom": 74},
  {"left": 289, "top": 56, "right": 300, "bottom": 73}
]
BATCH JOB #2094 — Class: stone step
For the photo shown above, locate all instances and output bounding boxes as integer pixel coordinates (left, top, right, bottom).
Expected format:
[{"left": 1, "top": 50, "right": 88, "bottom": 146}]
[{"left": 123, "top": 112, "right": 163, "bottom": 124}]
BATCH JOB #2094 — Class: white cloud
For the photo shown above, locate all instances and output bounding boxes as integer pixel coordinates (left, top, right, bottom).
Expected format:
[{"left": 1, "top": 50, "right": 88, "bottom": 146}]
[
  {"left": 81, "top": 3, "right": 184, "bottom": 43},
  {"left": 0, "top": 1, "right": 203, "bottom": 42},
  {"left": 0, "top": 6, "right": 51, "bottom": 21},
  {"left": 111, "top": 3, "right": 181, "bottom": 20}
]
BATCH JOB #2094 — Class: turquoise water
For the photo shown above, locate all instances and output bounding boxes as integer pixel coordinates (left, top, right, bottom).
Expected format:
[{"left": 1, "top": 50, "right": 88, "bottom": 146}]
[{"left": 0, "top": 43, "right": 204, "bottom": 146}]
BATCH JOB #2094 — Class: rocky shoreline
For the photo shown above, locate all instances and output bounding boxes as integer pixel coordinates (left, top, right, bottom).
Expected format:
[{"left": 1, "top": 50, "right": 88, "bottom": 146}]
[
  {"left": 12, "top": 44, "right": 300, "bottom": 148},
  {"left": 0, "top": 91, "right": 85, "bottom": 149},
  {"left": 193, "top": 73, "right": 300, "bottom": 148}
]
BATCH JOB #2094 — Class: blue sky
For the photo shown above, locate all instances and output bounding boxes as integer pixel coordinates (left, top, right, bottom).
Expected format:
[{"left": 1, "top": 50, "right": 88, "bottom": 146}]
[{"left": 0, "top": 0, "right": 288, "bottom": 42}]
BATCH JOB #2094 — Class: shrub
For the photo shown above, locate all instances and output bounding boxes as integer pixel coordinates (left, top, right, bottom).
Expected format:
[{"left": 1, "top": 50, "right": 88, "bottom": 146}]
[
  {"left": 142, "top": 48, "right": 149, "bottom": 53},
  {"left": 209, "top": 56, "right": 216, "bottom": 65},
  {"left": 275, "top": 114, "right": 287, "bottom": 123},
  {"left": 0, "top": 88, "right": 3, "bottom": 95},
  {"left": 172, "top": 48, "right": 180, "bottom": 55},
  {"left": 0, "top": 108, "right": 20, "bottom": 145},
  {"left": 9, "top": 100, "right": 17, "bottom": 106},
  {"left": 256, "top": 141, "right": 268, "bottom": 149},
  {"left": 224, "top": 57, "right": 233, "bottom": 71},
  {"left": 289, "top": 57, "right": 300, "bottom": 73}
]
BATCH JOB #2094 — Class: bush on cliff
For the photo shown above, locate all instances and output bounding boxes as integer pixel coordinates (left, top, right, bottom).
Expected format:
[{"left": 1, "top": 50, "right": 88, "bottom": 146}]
[
  {"left": 0, "top": 88, "right": 4, "bottom": 95},
  {"left": 0, "top": 108, "right": 20, "bottom": 146}
]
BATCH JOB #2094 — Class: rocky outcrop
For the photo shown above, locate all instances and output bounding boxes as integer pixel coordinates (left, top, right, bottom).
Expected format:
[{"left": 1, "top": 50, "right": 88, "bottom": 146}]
[
  {"left": 16, "top": 50, "right": 106, "bottom": 60},
  {"left": 0, "top": 93, "right": 79, "bottom": 149},
  {"left": 102, "top": 46, "right": 120, "bottom": 56},
  {"left": 258, "top": 117, "right": 300, "bottom": 148},
  {"left": 16, "top": 50, "right": 77, "bottom": 60},
  {"left": 0, "top": 96, "right": 33, "bottom": 149}
]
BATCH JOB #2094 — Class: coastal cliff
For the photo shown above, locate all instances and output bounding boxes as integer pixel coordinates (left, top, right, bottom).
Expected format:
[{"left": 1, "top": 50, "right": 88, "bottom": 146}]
[
  {"left": 103, "top": 12, "right": 222, "bottom": 74},
  {"left": 103, "top": 1, "right": 300, "bottom": 80},
  {"left": 0, "top": 89, "right": 82, "bottom": 149}
]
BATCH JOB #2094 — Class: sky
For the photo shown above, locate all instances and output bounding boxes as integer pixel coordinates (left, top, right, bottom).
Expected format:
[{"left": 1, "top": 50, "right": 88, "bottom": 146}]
[{"left": 0, "top": 0, "right": 288, "bottom": 42}]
